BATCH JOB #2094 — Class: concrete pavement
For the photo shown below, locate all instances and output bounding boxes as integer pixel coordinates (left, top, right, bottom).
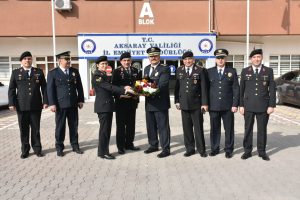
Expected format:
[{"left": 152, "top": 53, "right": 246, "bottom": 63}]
[{"left": 0, "top": 99, "right": 299, "bottom": 200}]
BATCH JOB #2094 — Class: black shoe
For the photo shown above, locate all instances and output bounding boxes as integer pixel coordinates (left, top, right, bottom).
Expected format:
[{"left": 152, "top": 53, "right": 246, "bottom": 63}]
[
  {"left": 241, "top": 153, "right": 252, "bottom": 160},
  {"left": 184, "top": 150, "right": 195, "bottom": 157},
  {"left": 125, "top": 146, "right": 140, "bottom": 151},
  {"left": 36, "top": 152, "right": 44, "bottom": 157},
  {"left": 200, "top": 152, "right": 208, "bottom": 157},
  {"left": 209, "top": 151, "right": 219, "bottom": 157},
  {"left": 225, "top": 152, "right": 233, "bottom": 159},
  {"left": 99, "top": 154, "right": 115, "bottom": 160},
  {"left": 73, "top": 148, "right": 84, "bottom": 154},
  {"left": 118, "top": 149, "right": 125, "bottom": 155},
  {"left": 144, "top": 147, "right": 159, "bottom": 154},
  {"left": 57, "top": 151, "right": 64, "bottom": 157},
  {"left": 20, "top": 152, "right": 29, "bottom": 159},
  {"left": 157, "top": 151, "right": 170, "bottom": 158},
  {"left": 259, "top": 154, "right": 270, "bottom": 161}
]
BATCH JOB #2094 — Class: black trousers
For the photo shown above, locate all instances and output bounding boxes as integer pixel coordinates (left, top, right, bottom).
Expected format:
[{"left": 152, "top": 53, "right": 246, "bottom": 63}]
[
  {"left": 17, "top": 110, "right": 42, "bottom": 154},
  {"left": 97, "top": 112, "right": 113, "bottom": 156},
  {"left": 209, "top": 110, "right": 234, "bottom": 153},
  {"left": 181, "top": 109, "right": 206, "bottom": 153},
  {"left": 243, "top": 111, "right": 269, "bottom": 154},
  {"left": 55, "top": 107, "right": 79, "bottom": 152},
  {"left": 116, "top": 109, "right": 136, "bottom": 150},
  {"left": 145, "top": 110, "right": 170, "bottom": 152}
]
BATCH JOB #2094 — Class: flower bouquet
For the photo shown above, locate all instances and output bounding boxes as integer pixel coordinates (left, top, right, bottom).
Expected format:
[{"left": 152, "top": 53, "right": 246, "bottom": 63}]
[{"left": 134, "top": 79, "right": 159, "bottom": 97}]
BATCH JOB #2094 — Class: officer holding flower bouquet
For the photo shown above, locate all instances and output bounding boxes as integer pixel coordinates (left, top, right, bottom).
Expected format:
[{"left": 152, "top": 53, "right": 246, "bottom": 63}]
[
  {"left": 174, "top": 51, "right": 208, "bottom": 158},
  {"left": 112, "top": 52, "right": 142, "bottom": 155},
  {"left": 92, "top": 56, "right": 135, "bottom": 160},
  {"left": 143, "top": 47, "right": 171, "bottom": 158}
]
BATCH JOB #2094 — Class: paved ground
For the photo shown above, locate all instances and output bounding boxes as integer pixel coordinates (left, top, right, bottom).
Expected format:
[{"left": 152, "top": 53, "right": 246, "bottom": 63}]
[{"left": 0, "top": 98, "right": 300, "bottom": 200}]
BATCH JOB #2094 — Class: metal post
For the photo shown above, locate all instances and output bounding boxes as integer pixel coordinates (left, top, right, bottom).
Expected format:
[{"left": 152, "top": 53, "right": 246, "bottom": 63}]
[
  {"left": 246, "top": 0, "right": 250, "bottom": 67},
  {"left": 208, "top": 0, "right": 211, "bottom": 32},
  {"left": 51, "top": 0, "right": 57, "bottom": 68}
]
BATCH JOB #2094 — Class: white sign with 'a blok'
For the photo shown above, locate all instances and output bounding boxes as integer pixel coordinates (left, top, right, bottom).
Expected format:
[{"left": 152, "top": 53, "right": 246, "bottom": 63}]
[{"left": 78, "top": 33, "right": 216, "bottom": 60}]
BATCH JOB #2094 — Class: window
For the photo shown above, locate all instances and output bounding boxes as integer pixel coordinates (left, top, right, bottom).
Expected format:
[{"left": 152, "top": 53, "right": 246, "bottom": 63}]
[
  {"left": 226, "top": 55, "right": 245, "bottom": 75},
  {"left": 269, "top": 54, "right": 300, "bottom": 76},
  {"left": 0, "top": 57, "right": 10, "bottom": 79}
]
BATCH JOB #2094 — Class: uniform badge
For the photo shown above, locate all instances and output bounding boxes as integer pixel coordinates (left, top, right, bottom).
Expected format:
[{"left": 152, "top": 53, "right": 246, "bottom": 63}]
[
  {"left": 72, "top": 72, "right": 76, "bottom": 76},
  {"left": 228, "top": 72, "right": 232, "bottom": 77},
  {"left": 263, "top": 81, "right": 267, "bottom": 86},
  {"left": 74, "top": 81, "right": 77, "bottom": 84},
  {"left": 155, "top": 72, "right": 159, "bottom": 76},
  {"left": 194, "top": 80, "right": 197, "bottom": 84},
  {"left": 20, "top": 69, "right": 23, "bottom": 72},
  {"left": 19, "top": 77, "right": 22, "bottom": 80},
  {"left": 96, "top": 77, "right": 101, "bottom": 82}
]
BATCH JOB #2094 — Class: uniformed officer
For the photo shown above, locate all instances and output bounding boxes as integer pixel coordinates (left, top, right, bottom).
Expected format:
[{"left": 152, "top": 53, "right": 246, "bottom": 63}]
[
  {"left": 239, "top": 49, "right": 276, "bottom": 161},
  {"left": 174, "top": 51, "right": 208, "bottom": 157},
  {"left": 8, "top": 51, "right": 48, "bottom": 159},
  {"left": 207, "top": 49, "right": 239, "bottom": 158},
  {"left": 47, "top": 51, "right": 84, "bottom": 157},
  {"left": 112, "top": 52, "right": 142, "bottom": 154},
  {"left": 93, "top": 56, "right": 135, "bottom": 159},
  {"left": 143, "top": 47, "right": 171, "bottom": 158}
]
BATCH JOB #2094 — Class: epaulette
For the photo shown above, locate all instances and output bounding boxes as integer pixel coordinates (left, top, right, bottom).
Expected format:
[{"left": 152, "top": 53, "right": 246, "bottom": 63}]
[
  {"left": 160, "top": 63, "right": 167, "bottom": 67},
  {"left": 117, "top": 65, "right": 122, "bottom": 69},
  {"left": 50, "top": 67, "right": 58, "bottom": 71}
]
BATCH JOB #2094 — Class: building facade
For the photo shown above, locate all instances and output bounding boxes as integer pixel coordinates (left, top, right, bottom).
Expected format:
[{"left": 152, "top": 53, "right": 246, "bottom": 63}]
[{"left": 1, "top": 0, "right": 300, "bottom": 98}]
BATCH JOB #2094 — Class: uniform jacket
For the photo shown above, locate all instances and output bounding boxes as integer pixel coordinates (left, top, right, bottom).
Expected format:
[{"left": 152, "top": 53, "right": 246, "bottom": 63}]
[
  {"left": 174, "top": 64, "right": 208, "bottom": 110},
  {"left": 112, "top": 66, "right": 142, "bottom": 111},
  {"left": 47, "top": 67, "right": 84, "bottom": 109},
  {"left": 92, "top": 69, "right": 125, "bottom": 113},
  {"left": 240, "top": 65, "right": 276, "bottom": 112},
  {"left": 143, "top": 63, "right": 171, "bottom": 111},
  {"left": 207, "top": 66, "right": 240, "bottom": 111},
  {"left": 8, "top": 67, "right": 48, "bottom": 111}
]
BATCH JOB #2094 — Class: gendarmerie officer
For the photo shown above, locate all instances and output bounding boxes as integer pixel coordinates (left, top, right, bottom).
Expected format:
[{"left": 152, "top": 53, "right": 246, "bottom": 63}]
[
  {"left": 239, "top": 49, "right": 276, "bottom": 161},
  {"left": 47, "top": 51, "right": 84, "bottom": 157},
  {"left": 143, "top": 47, "right": 171, "bottom": 158},
  {"left": 174, "top": 51, "right": 208, "bottom": 157},
  {"left": 207, "top": 49, "right": 239, "bottom": 158},
  {"left": 93, "top": 56, "right": 135, "bottom": 159},
  {"left": 8, "top": 51, "right": 48, "bottom": 159},
  {"left": 112, "top": 52, "right": 142, "bottom": 154}
]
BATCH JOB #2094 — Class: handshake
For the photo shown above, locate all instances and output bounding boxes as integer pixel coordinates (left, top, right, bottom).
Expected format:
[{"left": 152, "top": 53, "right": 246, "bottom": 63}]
[{"left": 121, "top": 86, "right": 136, "bottom": 98}]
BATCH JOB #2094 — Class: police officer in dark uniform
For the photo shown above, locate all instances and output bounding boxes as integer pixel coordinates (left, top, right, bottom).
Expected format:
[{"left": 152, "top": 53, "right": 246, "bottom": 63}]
[
  {"left": 93, "top": 56, "right": 135, "bottom": 159},
  {"left": 112, "top": 52, "right": 142, "bottom": 154},
  {"left": 47, "top": 51, "right": 84, "bottom": 157},
  {"left": 239, "top": 49, "right": 276, "bottom": 161},
  {"left": 8, "top": 51, "right": 48, "bottom": 159},
  {"left": 207, "top": 49, "right": 239, "bottom": 158},
  {"left": 143, "top": 47, "right": 171, "bottom": 158},
  {"left": 174, "top": 51, "right": 208, "bottom": 157}
]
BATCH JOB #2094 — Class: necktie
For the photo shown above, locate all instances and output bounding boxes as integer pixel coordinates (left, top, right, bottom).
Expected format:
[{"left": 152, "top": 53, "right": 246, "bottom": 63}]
[
  {"left": 218, "top": 69, "right": 222, "bottom": 80},
  {"left": 255, "top": 68, "right": 259, "bottom": 77},
  {"left": 26, "top": 70, "right": 30, "bottom": 78},
  {"left": 150, "top": 67, "right": 155, "bottom": 77},
  {"left": 186, "top": 68, "right": 190, "bottom": 76},
  {"left": 64, "top": 69, "right": 68, "bottom": 76}
]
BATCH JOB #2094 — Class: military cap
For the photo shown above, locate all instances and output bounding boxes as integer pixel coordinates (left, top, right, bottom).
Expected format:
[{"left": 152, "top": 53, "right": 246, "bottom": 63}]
[
  {"left": 56, "top": 51, "right": 71, "bottom": 59},
  {"left": 120, "top": 52, "right": 131, "bottom": 61},
  {"left": 249, "top": 49, "right": 263, "bottom": 58},
  {"left": 147, "top": 47, "right": 161, "bottom": 56},
  {"left": 20, "top": 51, "right": 32, "bottom": 61},
  {"left": 214, "top": 49, "right": 229, "bottom": 58},
  {"left": 182, "top": 51, "right": 194, "bottom": 59},
  {"left": 95, "top": 56, "right": 108, "bottom": 64}
]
